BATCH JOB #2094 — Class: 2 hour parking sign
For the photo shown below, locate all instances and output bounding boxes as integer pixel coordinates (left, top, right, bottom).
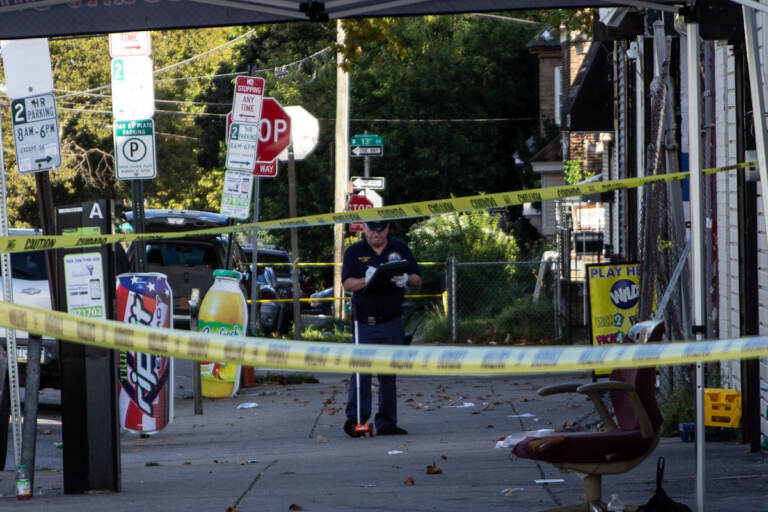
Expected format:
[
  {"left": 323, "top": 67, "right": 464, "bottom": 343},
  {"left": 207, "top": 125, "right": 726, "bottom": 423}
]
[
  {"left": 113, "top": 119, "right": 157, "bottom": 180},
  {"left": 11, "top": 93, "right": 61, "bottom": 173}
]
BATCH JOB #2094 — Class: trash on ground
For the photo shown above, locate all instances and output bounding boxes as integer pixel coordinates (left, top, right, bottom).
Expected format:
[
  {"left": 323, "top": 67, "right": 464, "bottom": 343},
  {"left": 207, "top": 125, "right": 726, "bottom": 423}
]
[
  {"left": 288, "top": 504, "right": 304, "bottom": 511},
  {"left": 426, "top": 463, "right": 443, "bottom": 474},
  {"left": 360, "top": 483, "right": 376, "bottom": 488},
  {"left": 448, "top": 402, "right": 475, "bottom": 408},
  {"left": 237, "top": 402, "right": 259, "bottom": 409},
  {"left": 508, "top": 413, "right": 536, "bottom": 418},
  {"left": 495, "top": 429, "right": 555, "bottom": 448},
  {"left": 404, "top": 477, "right": 415, "bottom": 486},
  {"left": 535, "top": 478, "right": 565, "bottom": 484},
  {"left": 388, "top": 450, "right": 404, "bottom": 455},
  {"left": 501, "top": 487, "right": 525, "bottom": 496},
  {"left": 316, "top": 435, "right": 328, "bottom": 443}
]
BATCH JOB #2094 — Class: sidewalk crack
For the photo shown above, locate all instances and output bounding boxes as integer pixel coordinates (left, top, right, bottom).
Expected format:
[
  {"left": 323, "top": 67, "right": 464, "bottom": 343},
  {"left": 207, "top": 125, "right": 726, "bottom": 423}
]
[{"left": 230, "top": 459, "right": 278, "bottom": 510}]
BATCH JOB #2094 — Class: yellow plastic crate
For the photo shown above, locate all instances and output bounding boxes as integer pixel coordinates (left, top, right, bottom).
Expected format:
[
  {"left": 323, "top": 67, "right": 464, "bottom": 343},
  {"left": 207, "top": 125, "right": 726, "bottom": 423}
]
[{"left": 704, "top": 388, "right": 742, "bottom": 428}]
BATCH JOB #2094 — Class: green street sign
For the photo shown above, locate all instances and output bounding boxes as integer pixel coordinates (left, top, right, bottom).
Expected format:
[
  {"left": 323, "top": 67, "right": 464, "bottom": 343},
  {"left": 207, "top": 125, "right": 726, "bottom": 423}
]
[
  {"left": 350, "top": 134, "right": 383, "bottom": 146},
  {"left": 350, "top": 133, "right": 383, "bottom": 157}
]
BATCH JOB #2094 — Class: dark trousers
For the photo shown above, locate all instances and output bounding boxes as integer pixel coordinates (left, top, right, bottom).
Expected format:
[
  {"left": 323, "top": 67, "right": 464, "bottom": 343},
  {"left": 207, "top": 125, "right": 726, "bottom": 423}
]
[{"left": 345, "top": 316, "right": 404, "bottom": 430}]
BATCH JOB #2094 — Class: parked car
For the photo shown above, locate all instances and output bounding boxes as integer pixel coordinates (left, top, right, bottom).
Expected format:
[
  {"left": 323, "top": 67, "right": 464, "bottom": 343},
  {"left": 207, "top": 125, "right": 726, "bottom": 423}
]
[
  {"left": 308, "top": 286, "right": 350, "bottom": 317},
  {"left": 0, "top": 228, "right": 59, "bottom": 390},
  {"left": 125, "top": 210, "right": 251, "bottom": 330}
]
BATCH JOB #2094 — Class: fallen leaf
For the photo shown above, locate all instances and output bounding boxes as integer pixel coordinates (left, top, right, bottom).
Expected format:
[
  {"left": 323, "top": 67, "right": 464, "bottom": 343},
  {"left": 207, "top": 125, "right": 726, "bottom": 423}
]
[
  {"left": 288, "top": 504, "right": 304, "bottom": 510},
  {"left": 471, "top": 411, "right": 481, "bottom": 415},
  {"left": 426, "top": 463, "right": 443, "bottom": 475},
  {"left": 504, "top": 489, "right": 517, "bottom": 497},
  {"left": 404, "top": 476, "right": 415, "bottom": 486},
  {"left": 238, "top": 461, "right": 247, "bottom": 465},
  {"left": 42, "top": 429, "right": 53, "bottom": 436},
  {"left": 520, "top": 397, "right": 529, "bottom": 402},
  {"left": 415, "top": 392, "right": 424, "bottom": 397},
  {"left": 284, "top": 471, "right": 296, "bottom": 475},
  {"left": 487, "top": 425, "right": 494, "bottom": 428},
  {"left": 226, "top": 507, "right": 239, "bottom": 512},
  {"left": 183, "top": 461, "right": 192, "bottom": 465},
  {"left": 316, "top": 435, "right": 329, "bottom": 443},
  {"left": 440, "top": 455, "right": 447, "bottom": 460},
  {"left": 481, "top": 403, "right": 491, "bottom": 411}
]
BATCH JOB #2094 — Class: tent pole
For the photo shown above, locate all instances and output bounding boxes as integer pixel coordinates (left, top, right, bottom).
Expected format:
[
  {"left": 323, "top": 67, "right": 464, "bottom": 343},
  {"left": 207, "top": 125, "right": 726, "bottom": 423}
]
[
  {"left": 742, "top": 8, "right": 768, "bottom": 249},
  {"left": 686, "top": 20, "right": 706, "bottom": 512}
]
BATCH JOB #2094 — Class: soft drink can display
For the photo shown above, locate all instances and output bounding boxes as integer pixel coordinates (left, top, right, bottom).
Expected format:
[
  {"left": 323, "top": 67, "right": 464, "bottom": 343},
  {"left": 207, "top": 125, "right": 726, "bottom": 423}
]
[{"left": 116, "top": 272, "right": 175, "bottom": 433}]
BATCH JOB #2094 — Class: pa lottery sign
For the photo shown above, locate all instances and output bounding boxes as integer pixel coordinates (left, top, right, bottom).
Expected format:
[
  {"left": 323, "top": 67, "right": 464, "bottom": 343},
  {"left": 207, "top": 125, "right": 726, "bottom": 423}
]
[{"left": 586, "top": 262, "right": 641, "bottom": 348}]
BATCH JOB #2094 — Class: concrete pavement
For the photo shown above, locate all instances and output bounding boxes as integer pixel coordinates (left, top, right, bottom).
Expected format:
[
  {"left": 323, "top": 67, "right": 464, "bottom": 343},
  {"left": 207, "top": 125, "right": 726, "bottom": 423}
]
[{"left": 1, "top": 359, "right": 767, "bottom": 511}]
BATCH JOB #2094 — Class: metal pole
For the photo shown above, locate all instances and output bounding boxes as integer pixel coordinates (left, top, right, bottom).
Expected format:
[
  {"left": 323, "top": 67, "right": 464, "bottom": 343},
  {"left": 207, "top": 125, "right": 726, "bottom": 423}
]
[
  {"left": 742, "top": 7, "right": 768, "bottom": 264},
  {"left": 686, "top": 21, "right": 706, "bottom": 512},
  {"left": 249, "top": 177, "right": 261, "bottom": 334},
  {"left": 0, "top": 119, "right": 23, "bottom": 472}
]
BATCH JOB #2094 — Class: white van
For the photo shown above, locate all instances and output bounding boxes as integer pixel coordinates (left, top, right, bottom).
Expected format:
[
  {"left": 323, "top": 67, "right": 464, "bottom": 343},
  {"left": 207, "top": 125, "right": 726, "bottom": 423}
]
[{"left": 0, "top": 228, "right": 58, "bottom": 389}]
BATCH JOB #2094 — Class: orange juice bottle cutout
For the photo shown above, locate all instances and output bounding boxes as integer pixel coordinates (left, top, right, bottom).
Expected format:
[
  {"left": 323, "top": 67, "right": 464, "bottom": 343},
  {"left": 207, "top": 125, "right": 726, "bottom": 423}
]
[{"left": 198, "top": 269, "right": 248, "bottom": 398}]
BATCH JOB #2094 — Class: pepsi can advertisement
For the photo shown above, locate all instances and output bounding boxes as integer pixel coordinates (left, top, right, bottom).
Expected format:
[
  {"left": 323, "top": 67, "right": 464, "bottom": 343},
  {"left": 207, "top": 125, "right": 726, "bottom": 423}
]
[{"left": 116, "top": 272, "right": 175, "bottom": 433}]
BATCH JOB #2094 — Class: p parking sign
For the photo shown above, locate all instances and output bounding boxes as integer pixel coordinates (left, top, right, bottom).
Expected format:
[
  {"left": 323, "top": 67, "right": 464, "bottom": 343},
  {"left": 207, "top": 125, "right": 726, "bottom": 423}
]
[{"left": 113, "top": 119, "right": 157, "bottom": 180}]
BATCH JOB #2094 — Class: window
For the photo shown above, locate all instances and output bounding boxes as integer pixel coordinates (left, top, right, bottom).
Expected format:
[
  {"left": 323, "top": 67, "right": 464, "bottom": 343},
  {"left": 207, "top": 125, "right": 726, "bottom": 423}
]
[{"left": 11, "top": 251, "right": 48, "bottom": 280}]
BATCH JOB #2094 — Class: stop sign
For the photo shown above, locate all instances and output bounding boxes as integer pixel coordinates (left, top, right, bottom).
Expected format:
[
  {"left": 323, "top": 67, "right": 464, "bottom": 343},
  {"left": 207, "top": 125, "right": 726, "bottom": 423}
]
[
  {"left": 225, "top": 97, "right": 291, "bottom": 171},
  {"left": 257, "top": 98, "right": 290, "bottom": 162},
  {"left": 348, "top": 194, "right": 373, "bottom": 232}
]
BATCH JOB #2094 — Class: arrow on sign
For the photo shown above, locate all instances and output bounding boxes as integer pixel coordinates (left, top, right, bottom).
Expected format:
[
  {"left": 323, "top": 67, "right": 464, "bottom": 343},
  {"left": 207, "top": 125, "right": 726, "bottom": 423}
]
[
  {"left": 35, "top": 155, "right": 53, "bottom": 164},
  {"left": 351, "top": 176, "right": 386, "bottom": 190},
  {"left": 351, "top": 146, "right": 383, "bottom": 157}
]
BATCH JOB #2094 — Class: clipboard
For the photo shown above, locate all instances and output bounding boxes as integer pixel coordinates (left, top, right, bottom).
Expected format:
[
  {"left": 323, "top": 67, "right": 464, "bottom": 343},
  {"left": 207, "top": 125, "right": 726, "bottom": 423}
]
[{"left": 363, "top": 260, "right": 409, "bottom": 292}]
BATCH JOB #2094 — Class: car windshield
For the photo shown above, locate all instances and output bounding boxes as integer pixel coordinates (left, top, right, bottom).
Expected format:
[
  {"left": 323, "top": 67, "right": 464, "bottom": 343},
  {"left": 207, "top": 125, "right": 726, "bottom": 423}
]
[
  {"left": 11, "top": 250, "right": 48, "bottom": 280},
  {"left": 145, "top": 242, "right": 218, "bottom": 267}
]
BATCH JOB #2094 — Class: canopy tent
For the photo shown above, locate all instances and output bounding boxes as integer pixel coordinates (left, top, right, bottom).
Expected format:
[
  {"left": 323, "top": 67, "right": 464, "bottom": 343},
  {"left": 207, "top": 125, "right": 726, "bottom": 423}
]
[{"left": 0, "top": 0, "right": 679, "bottom": 39}]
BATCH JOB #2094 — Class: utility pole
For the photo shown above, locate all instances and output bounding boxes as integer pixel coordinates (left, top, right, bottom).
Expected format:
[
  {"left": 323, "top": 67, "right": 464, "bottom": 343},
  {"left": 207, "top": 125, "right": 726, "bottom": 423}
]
[{"left": 334, "top": 19, "right": 350, "bottom": 319}]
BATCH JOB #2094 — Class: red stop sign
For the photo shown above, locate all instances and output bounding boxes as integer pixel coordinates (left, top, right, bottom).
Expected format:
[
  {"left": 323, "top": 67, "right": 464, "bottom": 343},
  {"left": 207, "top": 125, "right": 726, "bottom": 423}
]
[
  {"left": 225, "top": 98, "right": 291, "bottom": 171},
  {"left": 257, "top": 98, "right": 291, "bottom": 162},
  {"left": 348, "top": 195, "right": 373, "bottom": 232}
]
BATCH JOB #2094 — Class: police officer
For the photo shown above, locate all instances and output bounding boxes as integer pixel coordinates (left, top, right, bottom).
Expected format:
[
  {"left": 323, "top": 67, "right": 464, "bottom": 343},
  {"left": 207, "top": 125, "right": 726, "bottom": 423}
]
[{"left": 342, "top": 221, "right": 421, "bottom": 436}]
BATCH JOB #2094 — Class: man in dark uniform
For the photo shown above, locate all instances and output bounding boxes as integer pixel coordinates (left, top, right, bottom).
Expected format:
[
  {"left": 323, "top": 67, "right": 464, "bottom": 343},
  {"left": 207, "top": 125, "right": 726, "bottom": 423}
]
[{"left": 342, "top": 221, "right": 421, "bottom": 436}]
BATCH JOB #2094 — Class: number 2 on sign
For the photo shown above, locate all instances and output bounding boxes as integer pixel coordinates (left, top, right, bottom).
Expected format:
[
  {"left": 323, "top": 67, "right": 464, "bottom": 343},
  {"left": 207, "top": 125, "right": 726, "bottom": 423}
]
[
  {"left": 13, "top": 102, "right": 25, "bottom": 123},
  {"left": 112, "top": 60, "right": 124, "bottom": 80}
]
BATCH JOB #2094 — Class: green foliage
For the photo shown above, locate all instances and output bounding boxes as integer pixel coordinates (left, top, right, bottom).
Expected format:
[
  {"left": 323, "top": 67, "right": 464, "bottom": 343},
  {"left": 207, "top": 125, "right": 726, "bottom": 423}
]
[
  {"left": 419, "top": 296, "right": 558, "bottom": 343},
  {"left": 563, "top": 159, "right": 584, "bottom": 185},
  {"left": 660, "top": 386, "right": 695, "bottom": 436},
  {"left": 301, "top": 318, "right": 352, "bottom": 342},
  {"left": 408, "top": 210, "right": 519, "bottom": 263}
]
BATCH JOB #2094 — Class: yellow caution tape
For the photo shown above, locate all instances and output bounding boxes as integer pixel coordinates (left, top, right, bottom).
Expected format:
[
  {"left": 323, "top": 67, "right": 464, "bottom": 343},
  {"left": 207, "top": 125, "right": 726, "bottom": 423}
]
[
  {"left": 3, "top": 301, "right": 767, "bottom": 375},
  {"left": 0, "top": 162, "right": 753, "bottom": 255},
  {"left": 250, "top": 293, "right": 441, "bottom": 304}
]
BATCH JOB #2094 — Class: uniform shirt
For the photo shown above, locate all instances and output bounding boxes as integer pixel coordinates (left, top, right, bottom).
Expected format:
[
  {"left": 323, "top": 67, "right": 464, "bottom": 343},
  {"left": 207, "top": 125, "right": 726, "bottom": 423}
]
[{"left": 342, "top": 236, "right": 420, "bottom": 320}]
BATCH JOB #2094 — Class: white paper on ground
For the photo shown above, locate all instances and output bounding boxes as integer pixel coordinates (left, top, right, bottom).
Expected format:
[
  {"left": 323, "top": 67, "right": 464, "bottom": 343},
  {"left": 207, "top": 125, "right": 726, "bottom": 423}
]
[{"left": 495, "top": 429, "right": 555, "bottom": 449}]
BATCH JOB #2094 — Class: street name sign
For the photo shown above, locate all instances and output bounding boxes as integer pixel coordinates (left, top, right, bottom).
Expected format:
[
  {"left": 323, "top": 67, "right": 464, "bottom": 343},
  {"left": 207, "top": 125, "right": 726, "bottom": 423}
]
[
  {"left": 114, "top": 119, "right": 157, "bottom": 180},
  {"left": 348, "top": 194, "right": 374, "bottom": 232},
  {"left": 111, "top": 56, "right": 155, "bottom": 120},
  {"left": 226, "top": 122, "right": 260, "bottom": 171},
  {"left": 11, "top": 93, "right": 61, "bottom": 173},
  {"left": 232, "top": 76, "right": 265, "bottom": 124},
  {"left": 351, "top": 176, "right": 386, "bottom": 190},
  {"left": 350, "top": 133, "right": 383, "bottom": 157},
  {"left": 109, "top": 31, "right": 151, "bottom": 58}
]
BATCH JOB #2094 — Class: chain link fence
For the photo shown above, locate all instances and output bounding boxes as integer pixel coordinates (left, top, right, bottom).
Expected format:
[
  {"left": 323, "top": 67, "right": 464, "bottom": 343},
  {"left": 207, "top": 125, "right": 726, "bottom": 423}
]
[{"left": 441, "top": 259, "right": 561, "bottom": 343}]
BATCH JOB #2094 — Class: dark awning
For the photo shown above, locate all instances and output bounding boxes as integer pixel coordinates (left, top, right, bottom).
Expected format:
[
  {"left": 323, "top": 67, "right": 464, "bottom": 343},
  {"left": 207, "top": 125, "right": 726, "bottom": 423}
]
[
  {"left": 0, "top": 0, "right": 684, "bottom": 39},
  {"left": 562, "top": 42, "right": 613, "bottom": 132}
]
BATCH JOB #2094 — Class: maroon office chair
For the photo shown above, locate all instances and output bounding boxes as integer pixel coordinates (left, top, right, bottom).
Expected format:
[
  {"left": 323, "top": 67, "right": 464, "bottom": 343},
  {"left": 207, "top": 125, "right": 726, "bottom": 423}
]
[{"left": 512, "top": 320, "right": 665, "bottom": 511}]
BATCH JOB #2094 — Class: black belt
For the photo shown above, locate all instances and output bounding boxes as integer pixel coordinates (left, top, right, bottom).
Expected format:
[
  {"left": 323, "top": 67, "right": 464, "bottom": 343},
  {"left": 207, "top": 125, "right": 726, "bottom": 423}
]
[{"left": 357, "top": 314, "right": 400, "bottom": 326}]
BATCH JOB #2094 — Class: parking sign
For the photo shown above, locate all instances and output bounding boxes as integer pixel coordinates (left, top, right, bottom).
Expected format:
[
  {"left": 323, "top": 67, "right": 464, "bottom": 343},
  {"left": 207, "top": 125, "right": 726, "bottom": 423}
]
[{"left": 113, "top": 119, "right": 157, "bottom": 180}]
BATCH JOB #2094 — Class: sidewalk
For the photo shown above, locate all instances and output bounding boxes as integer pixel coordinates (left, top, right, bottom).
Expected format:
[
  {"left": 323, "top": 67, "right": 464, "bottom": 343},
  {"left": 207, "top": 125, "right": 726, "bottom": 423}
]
[{"left": 1, "top": 360, "right": 767, "bottom": 511}]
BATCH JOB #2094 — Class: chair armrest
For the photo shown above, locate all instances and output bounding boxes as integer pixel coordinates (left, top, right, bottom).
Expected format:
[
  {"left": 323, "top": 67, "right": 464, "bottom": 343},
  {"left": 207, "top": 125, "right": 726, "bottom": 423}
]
[
  {"left": 576, "top": 381, "right": 635, "bottom": 393},
  {"left": 578, "top": 381, "right": 655, "bottom": 439},
  {"left": 538, "top": 383, "right": 582, "bottom": 396}
]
